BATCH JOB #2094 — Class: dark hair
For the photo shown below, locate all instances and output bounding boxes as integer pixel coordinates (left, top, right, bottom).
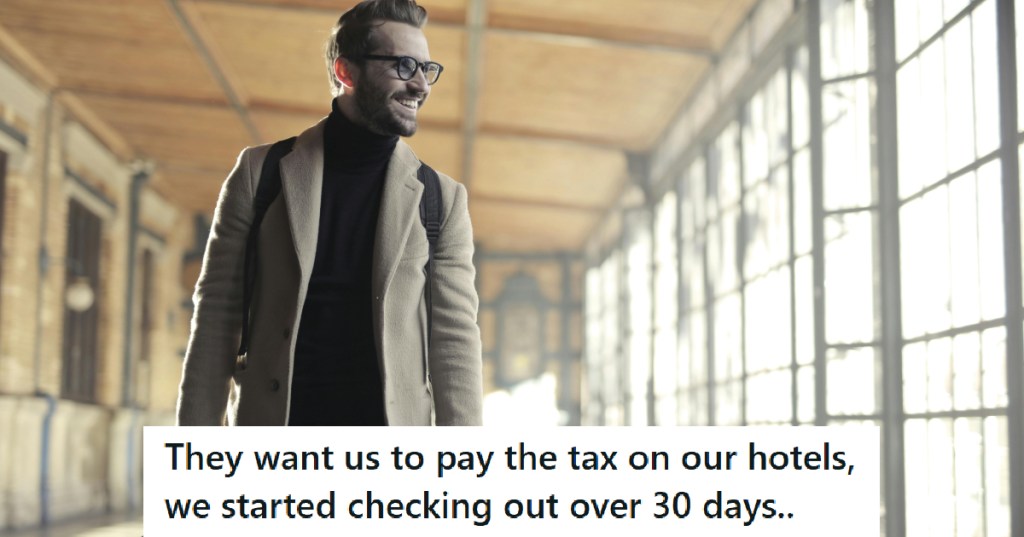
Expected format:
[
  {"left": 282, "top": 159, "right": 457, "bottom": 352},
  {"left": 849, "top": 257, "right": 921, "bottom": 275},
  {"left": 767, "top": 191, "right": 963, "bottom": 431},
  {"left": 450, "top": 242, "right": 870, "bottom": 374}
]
[{"left": 324, "top": 0, "right": 428, "bottom": 96}]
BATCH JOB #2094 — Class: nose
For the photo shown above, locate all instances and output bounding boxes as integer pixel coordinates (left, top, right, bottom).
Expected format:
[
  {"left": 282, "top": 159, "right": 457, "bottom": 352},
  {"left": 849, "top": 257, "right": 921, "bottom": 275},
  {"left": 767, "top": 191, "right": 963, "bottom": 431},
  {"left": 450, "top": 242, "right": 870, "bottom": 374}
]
[{"left": 408, "top": 66, "right": 429, "bottom": 95}]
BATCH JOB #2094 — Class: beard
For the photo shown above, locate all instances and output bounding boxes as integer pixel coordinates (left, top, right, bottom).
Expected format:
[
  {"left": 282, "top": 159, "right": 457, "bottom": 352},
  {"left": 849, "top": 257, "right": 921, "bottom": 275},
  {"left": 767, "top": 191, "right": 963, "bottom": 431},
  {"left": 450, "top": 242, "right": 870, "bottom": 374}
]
[{"left": 355, "top": 76, "right": 424, "bottom": 137}]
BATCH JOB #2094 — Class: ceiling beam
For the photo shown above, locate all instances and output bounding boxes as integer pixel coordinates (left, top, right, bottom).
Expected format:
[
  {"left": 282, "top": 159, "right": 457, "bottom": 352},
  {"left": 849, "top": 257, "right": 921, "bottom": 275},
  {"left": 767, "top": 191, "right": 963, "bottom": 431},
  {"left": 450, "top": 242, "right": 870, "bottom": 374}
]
[
  {"left": 485, "top": 26, "right": 716, "bottom": 59},
  {"left": 0, "top": 23, "right": 58, "bottom": 89},
  {"left": 476, "top": 123, "right": 644, "bottom": 152},
  {"left": 470, "top": 194, "right": 603, "bottom": 214},
  {"left": 189, "top": 0, "right": 466, "bottom": 24},
  {"left": 184, "top": 0, "right": 714, "bottom": 59},
  {"left": 43, "top": 84, "right": 644, "bottom": 154},
  {"left": 166, "top": 0, "right": 263, "bottom": 143}
]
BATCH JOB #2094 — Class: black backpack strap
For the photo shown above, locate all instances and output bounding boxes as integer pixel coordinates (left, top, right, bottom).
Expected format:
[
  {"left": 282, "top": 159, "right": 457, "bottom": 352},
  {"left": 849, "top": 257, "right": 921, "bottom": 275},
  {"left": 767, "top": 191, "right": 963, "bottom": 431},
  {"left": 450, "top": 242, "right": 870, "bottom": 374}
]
[
  {"left": 416, "top": 162, "right": 442, "bottom": 348},
  {"left": 236, "top": 137, "right": 296, "bottom": 361}
]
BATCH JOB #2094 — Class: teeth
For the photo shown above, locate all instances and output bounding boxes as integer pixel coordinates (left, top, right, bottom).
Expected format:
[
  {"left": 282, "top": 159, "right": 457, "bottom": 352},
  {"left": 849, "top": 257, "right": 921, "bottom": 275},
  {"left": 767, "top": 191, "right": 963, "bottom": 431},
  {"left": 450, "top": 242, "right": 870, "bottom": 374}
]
[{"left": 397, "top": 98, "right": 417, "bottom": 109}]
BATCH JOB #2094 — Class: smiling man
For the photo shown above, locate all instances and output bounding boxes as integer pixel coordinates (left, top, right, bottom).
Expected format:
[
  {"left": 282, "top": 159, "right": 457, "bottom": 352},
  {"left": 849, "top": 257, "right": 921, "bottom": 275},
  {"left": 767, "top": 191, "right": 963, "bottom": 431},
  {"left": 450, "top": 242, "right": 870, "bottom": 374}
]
[{"left": 177, "top": 0, "right": 483, "bottom": 426}]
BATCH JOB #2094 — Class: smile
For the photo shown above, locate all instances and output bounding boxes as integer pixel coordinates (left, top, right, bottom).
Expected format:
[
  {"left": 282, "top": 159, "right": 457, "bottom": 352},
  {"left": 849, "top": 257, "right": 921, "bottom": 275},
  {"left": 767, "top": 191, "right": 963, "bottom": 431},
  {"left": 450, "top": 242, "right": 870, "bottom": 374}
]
[{"left": 395, "top": 98, "right": 418, "bottom": 110}]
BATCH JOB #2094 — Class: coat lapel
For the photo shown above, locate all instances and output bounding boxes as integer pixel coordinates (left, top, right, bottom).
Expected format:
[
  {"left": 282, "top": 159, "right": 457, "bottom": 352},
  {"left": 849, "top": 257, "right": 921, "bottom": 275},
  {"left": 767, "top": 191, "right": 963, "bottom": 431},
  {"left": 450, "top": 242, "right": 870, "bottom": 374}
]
[
  {"left": 279, "top": 119, "right": 326, "bottom": 282},
  {"left": 372, "top": 141, "right": 423, "bottom": 302},
  {"left": 278, "top": 119, "right": 421, "bottom": 310}
]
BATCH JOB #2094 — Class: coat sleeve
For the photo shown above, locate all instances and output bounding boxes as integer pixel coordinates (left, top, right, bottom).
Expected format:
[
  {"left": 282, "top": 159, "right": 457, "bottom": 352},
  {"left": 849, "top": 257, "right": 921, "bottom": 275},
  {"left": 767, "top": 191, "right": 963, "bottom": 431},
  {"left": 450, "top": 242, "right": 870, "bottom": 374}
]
[
  {"left": 176, "top": 148, "right": 256, "bottom": 426},
  {"left": 428, "top": 181, "right": 484, "bottom": 425}
]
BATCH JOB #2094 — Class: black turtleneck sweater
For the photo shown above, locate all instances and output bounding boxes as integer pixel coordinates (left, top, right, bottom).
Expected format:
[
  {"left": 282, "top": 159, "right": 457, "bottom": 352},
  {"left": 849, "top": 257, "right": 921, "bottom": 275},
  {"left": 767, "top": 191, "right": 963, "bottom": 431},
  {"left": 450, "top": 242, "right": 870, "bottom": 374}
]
[{"left": 288, "top": 101, "right": 398, "bottom": 426}]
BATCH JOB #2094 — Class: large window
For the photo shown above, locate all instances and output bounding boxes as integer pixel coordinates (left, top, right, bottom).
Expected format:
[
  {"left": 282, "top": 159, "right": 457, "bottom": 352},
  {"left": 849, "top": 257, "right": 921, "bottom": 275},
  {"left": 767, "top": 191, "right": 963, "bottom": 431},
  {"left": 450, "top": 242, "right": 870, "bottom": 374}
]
[
  {"left": 133, "top": 247, "right": 155, "bottom": 406},
  {"left": 61, "top": 199, "right": 102, "bottom": 403},
  {"left": 652, "top": 192, "right": 678, "bottom": 424},
  {"left": 582, "top": 0, "right": 1021, "bottom": 533},
  {"left": 679, "top": 157, "right": 709, "bottom": 425},
  {"left": 896, "top": 1, "right": 1010, "bottom": 535},
  {"left": 623, "top": 210, "right": 652, "bottom": 425}
]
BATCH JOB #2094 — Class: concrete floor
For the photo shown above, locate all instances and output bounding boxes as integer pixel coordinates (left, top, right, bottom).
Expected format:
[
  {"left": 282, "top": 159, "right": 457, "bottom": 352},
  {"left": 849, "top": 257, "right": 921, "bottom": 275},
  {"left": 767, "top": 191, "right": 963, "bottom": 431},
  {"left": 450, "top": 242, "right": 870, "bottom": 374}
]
[{"left": 3, "top": 513, "right": 141, "bottom": 537}]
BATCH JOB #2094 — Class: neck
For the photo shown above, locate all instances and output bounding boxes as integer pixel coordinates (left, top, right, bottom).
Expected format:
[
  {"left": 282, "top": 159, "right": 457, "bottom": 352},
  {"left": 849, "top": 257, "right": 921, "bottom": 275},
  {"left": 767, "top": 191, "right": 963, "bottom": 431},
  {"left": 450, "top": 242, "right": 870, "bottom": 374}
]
[
  {"left": 335, "top": 95, "right": 364, "bottom": 126},
  {"left": 324, "top": 98, "right": 397, "bottom": 169}
]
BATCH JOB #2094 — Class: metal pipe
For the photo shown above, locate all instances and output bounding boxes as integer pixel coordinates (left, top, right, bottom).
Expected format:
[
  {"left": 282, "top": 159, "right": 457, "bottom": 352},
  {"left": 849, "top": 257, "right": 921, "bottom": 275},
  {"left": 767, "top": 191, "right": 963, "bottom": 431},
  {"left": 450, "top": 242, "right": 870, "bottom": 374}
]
[
  {"left": 874, "top": 1, "right": 907, "bottom": 535},
  {"left": 126, "top": 409, "right": 139, "bottom": 510},
  {"left": 805, "top": 0, "right": 827, "bottom": 428},
  {"left": 121, "top": 166, "right": 150, "bottom": 406},
  {"left": 32, "top": 89, "right": 56, "bottom": 394},
  {"left": 995, "top": 2, "right": 1024, "bottom": 536},
  {"left": 37, "top": 393, "right": 56, "bottom": 527}
]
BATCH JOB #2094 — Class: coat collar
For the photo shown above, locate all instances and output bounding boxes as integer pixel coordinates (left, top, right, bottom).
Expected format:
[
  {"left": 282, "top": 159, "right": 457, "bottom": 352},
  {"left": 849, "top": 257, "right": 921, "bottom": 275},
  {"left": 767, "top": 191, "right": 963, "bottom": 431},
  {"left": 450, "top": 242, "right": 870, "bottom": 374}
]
[{"left": 278, "top": 117, "right": 424, "bottom": 299}]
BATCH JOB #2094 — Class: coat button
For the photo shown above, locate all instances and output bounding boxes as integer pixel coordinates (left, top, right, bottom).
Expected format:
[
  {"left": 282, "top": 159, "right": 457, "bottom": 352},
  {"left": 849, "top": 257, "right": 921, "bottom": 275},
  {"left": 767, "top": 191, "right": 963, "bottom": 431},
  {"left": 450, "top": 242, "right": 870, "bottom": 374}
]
[{"left": 270, "top": 379, "right": 280, "bottom": 392}]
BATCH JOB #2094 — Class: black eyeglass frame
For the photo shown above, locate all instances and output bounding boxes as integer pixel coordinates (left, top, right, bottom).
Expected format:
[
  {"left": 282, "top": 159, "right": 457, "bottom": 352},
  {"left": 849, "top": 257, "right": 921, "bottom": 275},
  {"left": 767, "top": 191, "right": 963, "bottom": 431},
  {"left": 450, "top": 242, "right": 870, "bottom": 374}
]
[{"left": 356, "top": 54, "right": 444, "bottom": 85}]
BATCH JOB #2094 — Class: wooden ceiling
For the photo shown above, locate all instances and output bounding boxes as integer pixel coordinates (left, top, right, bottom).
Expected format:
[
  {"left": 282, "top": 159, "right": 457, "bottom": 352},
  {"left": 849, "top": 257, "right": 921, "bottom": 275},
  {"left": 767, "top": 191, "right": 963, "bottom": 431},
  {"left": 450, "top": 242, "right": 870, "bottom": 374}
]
[{"left": 0, "top": 0, "right": 756, "bottom": 252}]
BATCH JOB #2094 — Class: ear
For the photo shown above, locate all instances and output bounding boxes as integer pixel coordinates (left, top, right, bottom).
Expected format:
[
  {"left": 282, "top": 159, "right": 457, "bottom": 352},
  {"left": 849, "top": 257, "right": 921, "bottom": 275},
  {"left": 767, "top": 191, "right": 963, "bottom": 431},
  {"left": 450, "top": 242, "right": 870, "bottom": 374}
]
[{"left": 334, "top": 57, "right": 357, "bottom": 89}]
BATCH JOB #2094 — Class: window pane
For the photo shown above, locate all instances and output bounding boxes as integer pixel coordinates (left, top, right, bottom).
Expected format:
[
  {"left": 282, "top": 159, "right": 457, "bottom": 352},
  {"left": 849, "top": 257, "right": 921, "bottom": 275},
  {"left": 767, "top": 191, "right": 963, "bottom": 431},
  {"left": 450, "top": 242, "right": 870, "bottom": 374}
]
[
  {"left": 710, "top": 122, "right": 741, "bottom": 210},
  {"left": 792, "top": 46, "right": 811, "bottom": 149},
  {"left": 943, "top": 17, "right": 975, "bottom": 173},
  {"left": 952, "top": 331, "right": 982, "bottom": 411},
  {"left": 820, "top": 0, "right": 872, "bottom": 79},
  {"left": 601, "top": 253, "right": 622, "bottom": 425},
  {"left": 745, "top": 267, "right": 792, "bottom": 373},
  {"left": 743, "top": 68, "right": 788, "bottom": 188},
  {"left": 953, "top": 417, "right": 985, "bottom": 537},
  {"left": 653, "top": 193, "right": 678, "bottom": 425},
  {"left": 797, "top": 364, "right": 816, "bottom": 423},
  {"left": 744, "top": 166, "right": 790, "bottom": 279},
  {"left": 981, "top": 326, "right": 1007, "bottom": 408},
  {"left": 794, "top": 255, "right": 815, "bottom": 366},
  {"left": 584, "top": 266, "right": 602, "bottom": 423},
  {"left": 897, "top": 56, "right": 926, "bottom": 197},
  {"left": 898, "top": 47, "right": 947, "bottom": 196},
  {"left": 906, "top": 416, "right": 1008, "bottom": 537},
  {"left": 903, "top": 341, "right": 927, "bottom": 414},
  {"left": 827, "top": 346, "right": 878, "bottom": 415},
  {"left": 714, "top": 293, "right": 743, "bottom": 383},
  {"left": 61, "top": 199, "right": 103, "bottom": 403},
  {"left": 626, "top": 215, "right": 652, "bottom": 426},
  {"left": 895, "top": 0, "right": 921, "bottom": 61},
  {"left": 680, "top": 309, "right": 708, "bottom": 425},
  {"left": 905, "top": 418, "right": 955, "bottom": 537},
  {"left": 926, "top": 337, "right": 953, "bottom": 413},
  {"left": 715, "top": 379, "right": 742, "bottom": 425},
  {"left": 949, "top": 172, "right": 982, "bottom": 327},
  {"left": 984, "top": 416, "right": 1011, "bottom": 537},
  {"left": 899, "top": 1, "right": 997, "bottom": 197},
  {"left": 684, "top": 157, "right": 706, "bottom": 239},
  {"left": 973, "top": 0, "right": 999, "bottom": 157},
  {"left": 823, "top": 78, "right": 874, "bottom": 210},
  {"left": 746, "top": 369, "right": 792, "bottom": 424},
  {"left": 793, "top": 148, "right": 812, "bottom": 256},
  {"left": 901, "top": 187, "right": 952, "bottom": 339},
  {"left": 977, "top": 161, "right": 1005, "bottom": 320},
  {"left": 682, "top": 234, "right": 705, "bottom": 310},
  {"left": 708, "top": 207, "right": 741, "bottom": 295},
  {"left": 825, "top": 211, "right": 876, "bottom": 344}
]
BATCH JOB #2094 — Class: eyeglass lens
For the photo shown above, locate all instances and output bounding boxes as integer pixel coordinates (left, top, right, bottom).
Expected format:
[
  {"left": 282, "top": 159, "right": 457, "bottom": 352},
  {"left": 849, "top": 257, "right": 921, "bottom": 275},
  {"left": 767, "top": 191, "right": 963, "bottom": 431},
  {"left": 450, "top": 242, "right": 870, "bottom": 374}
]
[{"left": 397, "top": 57, "right": 440, "bottom": 84}]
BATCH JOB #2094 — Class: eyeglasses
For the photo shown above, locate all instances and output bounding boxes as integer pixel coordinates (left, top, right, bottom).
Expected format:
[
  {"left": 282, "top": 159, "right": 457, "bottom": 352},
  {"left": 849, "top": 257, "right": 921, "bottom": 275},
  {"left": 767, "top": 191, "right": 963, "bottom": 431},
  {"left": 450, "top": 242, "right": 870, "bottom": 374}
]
[{"left": 359, "top": 55, "right": 444, "bottom": 85}]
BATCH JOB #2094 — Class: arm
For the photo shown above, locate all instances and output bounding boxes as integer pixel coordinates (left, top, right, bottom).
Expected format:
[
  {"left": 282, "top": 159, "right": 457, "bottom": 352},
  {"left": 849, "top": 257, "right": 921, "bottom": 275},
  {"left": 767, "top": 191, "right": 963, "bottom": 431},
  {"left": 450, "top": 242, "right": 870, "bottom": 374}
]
[
  {"left": 428, "top": 182, "right": 484, "bottom": 425},
  {"left": 176, "top": 149, "right": 256, "bottom": 425}
]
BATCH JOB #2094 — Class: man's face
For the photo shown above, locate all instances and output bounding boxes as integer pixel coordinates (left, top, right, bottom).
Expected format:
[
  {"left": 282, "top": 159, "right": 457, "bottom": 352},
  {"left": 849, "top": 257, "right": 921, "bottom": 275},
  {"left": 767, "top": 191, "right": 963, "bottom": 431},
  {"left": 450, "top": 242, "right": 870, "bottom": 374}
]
[{"left": 350, "top": 21, "right": 432, "bottom": 137}]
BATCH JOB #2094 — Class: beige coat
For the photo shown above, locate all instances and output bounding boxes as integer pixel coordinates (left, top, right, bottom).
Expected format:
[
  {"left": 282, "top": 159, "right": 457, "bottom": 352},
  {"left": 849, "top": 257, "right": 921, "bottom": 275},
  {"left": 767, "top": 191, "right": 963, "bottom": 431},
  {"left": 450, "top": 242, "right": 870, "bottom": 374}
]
[{"left": 176, "top": 118, "right": 483, "bottom": 426}]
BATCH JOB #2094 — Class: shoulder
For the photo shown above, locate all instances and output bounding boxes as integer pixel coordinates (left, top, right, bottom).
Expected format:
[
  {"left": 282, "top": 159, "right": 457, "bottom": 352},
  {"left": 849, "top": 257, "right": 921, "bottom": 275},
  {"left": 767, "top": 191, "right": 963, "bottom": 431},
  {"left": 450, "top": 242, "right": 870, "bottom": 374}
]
[
  {"left": 240, "top": 116, "right": 328, "bottom": 172},
  {"left": 395, "top": 140, "right": 466, "bottom": 201},
  {"left": 229, "top": 116, "right": 329, "bottom": 193}
]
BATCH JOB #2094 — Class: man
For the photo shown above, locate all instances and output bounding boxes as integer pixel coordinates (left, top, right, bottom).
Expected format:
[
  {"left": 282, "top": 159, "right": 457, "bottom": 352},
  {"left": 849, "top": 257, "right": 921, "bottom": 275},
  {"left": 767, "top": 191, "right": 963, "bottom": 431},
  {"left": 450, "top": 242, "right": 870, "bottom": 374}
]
[{"left": 177, "top": 0, "right": 482, "bottom": 426}]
